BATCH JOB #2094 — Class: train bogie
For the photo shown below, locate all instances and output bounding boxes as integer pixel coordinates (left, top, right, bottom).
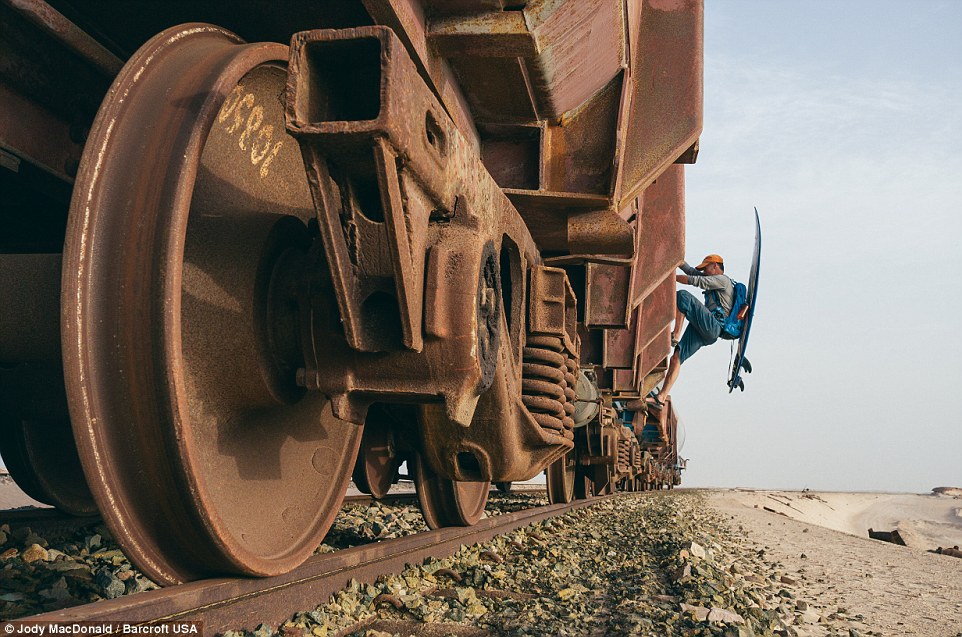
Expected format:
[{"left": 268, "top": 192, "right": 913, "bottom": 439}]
[{"left": 0, "top": 0, "right": 701, "bottom": 582}]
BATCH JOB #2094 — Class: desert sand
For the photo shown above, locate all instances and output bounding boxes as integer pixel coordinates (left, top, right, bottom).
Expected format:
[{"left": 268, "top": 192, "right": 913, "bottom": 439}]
[
  {"left": 0, "top": 475, "right": 45, "bottom": 510},
  {"left": 720, "top": 488, "right": 962, "bottom": 551},
  {"left": 709, "top": 489, "right": 962, "bottom": 636}
]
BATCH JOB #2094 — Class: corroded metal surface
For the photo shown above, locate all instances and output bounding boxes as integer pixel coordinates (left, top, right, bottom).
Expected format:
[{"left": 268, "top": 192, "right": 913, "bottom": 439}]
[
  {"left": 0, "top": 409, "right": 95, "bottom": 516},
  {"left": 629, "top": 164, "right": 686, "bottom": 308},
  {"left": 616, "top": 0, "right": 703, "bottom": 208},
  {"left": 352, "top": 406, "right": 405, "bottom": 500},
  {"left": 430, "top": 0, "right": 625, "bottom": 120},
  {"left": 0, "top": 253, "right": 95, "bottom": 515},
  {"left": 545, "top": 451, "right": 575, "bottom": 504},
  {"left": 1, "top": 0, "right": 698, "bottom": 580},
  {"left": 414, "top": 453, "right": 490, "bottom": 528},
  {"left": 62, "top": 25, "right": 361, "bottom": 584},
  {"left": 585, "top": 263, "right": 630, "bottom": 329},
  {"left": 0, "top": 254, "right": 62, "bottom": 362},
  {"left": 287, "top": 25, "right": 572, "bottom": 483}
]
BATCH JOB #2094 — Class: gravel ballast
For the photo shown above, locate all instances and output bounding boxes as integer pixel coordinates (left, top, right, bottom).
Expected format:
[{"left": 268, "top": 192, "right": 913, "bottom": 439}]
[
  {"left": 0, "top": 492, "right": 545, "bottom": 620},
  {"left": 229, "top": 492, "right": 882, "bottom": 637},
  {"left": 2, "top": 491, "right": 911, "bottom": 635}
]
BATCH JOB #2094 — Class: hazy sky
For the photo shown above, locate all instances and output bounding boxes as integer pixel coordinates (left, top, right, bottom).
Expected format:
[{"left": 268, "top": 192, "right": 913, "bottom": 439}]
[{"left": 677, "top": 0, "right": 962, "bottom": 492}]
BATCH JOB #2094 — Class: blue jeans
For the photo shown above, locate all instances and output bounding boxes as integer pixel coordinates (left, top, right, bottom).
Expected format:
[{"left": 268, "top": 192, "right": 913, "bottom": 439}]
[{"left": 676, "top": 290, "right": 722, "bottom": 364}]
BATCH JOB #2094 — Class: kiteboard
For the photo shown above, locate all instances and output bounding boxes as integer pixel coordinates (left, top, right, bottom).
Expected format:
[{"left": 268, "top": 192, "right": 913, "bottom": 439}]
[{"left": 728, "top": 208, "right": 761, "bottom": 392}]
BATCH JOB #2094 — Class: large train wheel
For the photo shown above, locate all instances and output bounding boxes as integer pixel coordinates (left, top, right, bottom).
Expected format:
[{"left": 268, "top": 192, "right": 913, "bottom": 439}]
[
  {"left": 413, "top": 453, "right": 489, "bottom": 528},
  {"left": 352, "top": 406, "right": 403, "bottom": 500},
  {"left": 62, "top": 25, "right": 361, "bottom": 584},
  {"left": 0, "top": 365, "right": 97, "bottom": 516},
  {"left": 574, "top": 465, "right": 594, "bottom": 500},
  {"left": 0, "top": 417, "right": 97, "bottom": 516},
  {"left": 545, "top": 452, "right": 575, "bottom": 504}
]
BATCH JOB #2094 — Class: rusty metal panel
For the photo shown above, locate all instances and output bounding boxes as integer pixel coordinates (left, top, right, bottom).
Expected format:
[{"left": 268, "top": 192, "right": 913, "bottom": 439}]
[
  {"left": 421, "top": 0, "right": 509, "bottom": 16},
  {"left": 446, "top": 56, "right": 539, "bottom": 122},
  {"left": 429, "top": 0, "right": 625, "bottom": 121},
  {"left": 428, "top": 10, "right": 538, "bottom": 57},
  {"left": 522, "top": 0, "right": 626, "bottom": 118},
  {"left": 528, "top": 265, "right": 575, "bottom": 339},
  {"left": 496, "top": 193, "right": 634, "bottom": 257},
  {"left": 635, "top": 272, "right": 675, "bottom": 352},
  {"left": 479, "top": 124, "right": 542, "bottom": 190},
  {"left": 289, "top": 28, "right": 439, "bottom": 352},
  {"left": 5, "top": 0, "right": 122, "bottom": 77},
  {"left": 542, "top": 73, "right": 622, "bottom": 195},
  {"left": 629, "top": 164, "right": 685, "bottom": 308},
  {"left": 585, "top": 263, "right": 630, "bottom": 329},
  {"left": 612, "top": 368, "right": 634, "bottom": 392},
  {"left": 602, "top": 311, "right": 636, "bottom": 369},
  {"left": 0, "top": 2, "right": 114, "bottom": 180},
  {"left": 638, "top": 326, "right": 671, "bottom": 381},
  {"left": 616, "top": 0, "right": 703, "bottom": 208},
  {"left": 501, "top": 190, "right": 609, "bottom": 252}
]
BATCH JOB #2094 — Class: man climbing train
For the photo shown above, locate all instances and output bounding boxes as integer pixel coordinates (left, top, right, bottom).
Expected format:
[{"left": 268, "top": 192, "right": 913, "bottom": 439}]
[{"left": 648, "top": 254, "right": 733, "bottom": 409}]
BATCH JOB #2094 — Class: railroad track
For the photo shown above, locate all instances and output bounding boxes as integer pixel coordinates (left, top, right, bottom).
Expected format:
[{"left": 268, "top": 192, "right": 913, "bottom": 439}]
[
  {"left": 5, "top": 494, "right": 611, "bottom": 635},
  {"left": 0, "top": 494, "right": 415, "bottom": 533},
  {"left": 0, "top": 507, "right": 100, "bottom": 538},
  {"left": 0, "top": 488, "right": 546, "bottom": 535}
]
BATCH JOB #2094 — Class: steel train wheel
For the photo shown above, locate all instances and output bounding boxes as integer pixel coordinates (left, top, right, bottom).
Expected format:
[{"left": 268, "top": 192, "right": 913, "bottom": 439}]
[
  {"left": 0, "top": 415, "right": 96, "bottom": 516},
  {"left": 574, "top": 465, "right": 594, "bottom": 500},
  {"left": 545, "top": 452, "right": 575, "bottom": 504},
  {"left": 62, "top": 25, "right": 361, "bottom": 584},
  {"left": 413, "top": 454, "right": 489, "bottom": 528},
  {"left": 352, "top": 406, "right": 402, "bottom": 500},
  {"left": 0, "top": 364, "right": 97, "bottom": 515}
]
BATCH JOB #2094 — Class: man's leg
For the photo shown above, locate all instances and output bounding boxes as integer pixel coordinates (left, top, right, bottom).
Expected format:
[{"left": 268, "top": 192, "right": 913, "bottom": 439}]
[
  {"left": 659, "top": 349, "right": 681, "bottom": 401},
  {"left": 656, "top": 291, "right": 717, "bottom": 402},
  {"left": 671, "top": 305, "right": 684, "bottom": 344}
]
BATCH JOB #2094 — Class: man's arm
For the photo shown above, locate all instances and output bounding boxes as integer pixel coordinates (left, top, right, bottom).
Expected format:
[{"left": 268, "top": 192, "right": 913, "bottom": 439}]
[
  {"left": 679, "top": 262, "right": 699, "bottom": 276},
  {"left": 677, "top": 262, "right": 727, "bottom": 290},
  {"left": 677, "top": 261, "right": 698, "bottom": 285}
]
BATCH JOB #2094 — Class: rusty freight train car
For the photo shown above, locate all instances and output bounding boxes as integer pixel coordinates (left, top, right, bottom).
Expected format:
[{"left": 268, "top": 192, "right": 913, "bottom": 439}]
[{"left": 0, "top": 0, "right": 702, "bottom": 583}]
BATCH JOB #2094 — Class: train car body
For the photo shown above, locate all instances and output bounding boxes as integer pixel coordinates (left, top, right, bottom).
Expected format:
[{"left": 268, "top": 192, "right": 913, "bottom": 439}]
[{"left": 0, "top": 0, "right": 702, "bottom": 583}]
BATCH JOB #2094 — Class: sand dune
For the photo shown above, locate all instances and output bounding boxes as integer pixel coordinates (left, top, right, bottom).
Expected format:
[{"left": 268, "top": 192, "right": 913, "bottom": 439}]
[
  {"left": 0, "top": 475, "right": 46, "bottom": 510},
  {"left": 723, "top": 488, "right": 962, "bottom": 551},
  {"left": 709, "top": 490, "right": 962, "bottom": 636}
]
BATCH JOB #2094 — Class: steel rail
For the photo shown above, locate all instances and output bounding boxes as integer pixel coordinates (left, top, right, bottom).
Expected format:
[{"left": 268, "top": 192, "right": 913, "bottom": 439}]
[
  {"left": 0, "top": 507, "right": 99, "bottom": 534},
  {"left": 18, "top": 495, "right": 613, "bottom": 634},
  {"left": 0, "top": 488, "right": 546, "bottom": 531}
]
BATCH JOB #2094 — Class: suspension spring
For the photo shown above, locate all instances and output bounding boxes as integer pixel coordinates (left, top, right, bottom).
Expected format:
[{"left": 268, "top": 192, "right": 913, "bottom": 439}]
[
  {"left": 563, "top": 354, "right": 577, "bottom": 427},
  {"left": 521, "top": 335, "right": 574, "bottom": 437},
  {"left": 617, "top": 430, "right": 631, "bottom": 473}
]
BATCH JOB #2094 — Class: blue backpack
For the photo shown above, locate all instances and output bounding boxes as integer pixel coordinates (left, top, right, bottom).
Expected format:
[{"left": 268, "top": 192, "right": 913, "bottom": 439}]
[{"left": 710, "top": 278, "right": 749, "bottom": 340}]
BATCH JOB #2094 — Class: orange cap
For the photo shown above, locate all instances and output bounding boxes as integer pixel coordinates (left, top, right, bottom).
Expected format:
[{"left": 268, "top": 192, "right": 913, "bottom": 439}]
[{"left": 695, "top": 254, "right": 724, "bottom": 270}]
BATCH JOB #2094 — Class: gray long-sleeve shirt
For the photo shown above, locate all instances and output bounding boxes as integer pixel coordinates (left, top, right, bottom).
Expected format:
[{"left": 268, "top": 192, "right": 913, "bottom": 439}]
[{"left": 681, "top": 262, "right": 734, "bottom": 317}]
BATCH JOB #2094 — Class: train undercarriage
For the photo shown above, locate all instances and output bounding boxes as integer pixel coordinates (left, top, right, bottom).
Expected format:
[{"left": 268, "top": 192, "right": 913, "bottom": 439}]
[{"left": 0, "top": 0, "right": 702, "bottom": 584}]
